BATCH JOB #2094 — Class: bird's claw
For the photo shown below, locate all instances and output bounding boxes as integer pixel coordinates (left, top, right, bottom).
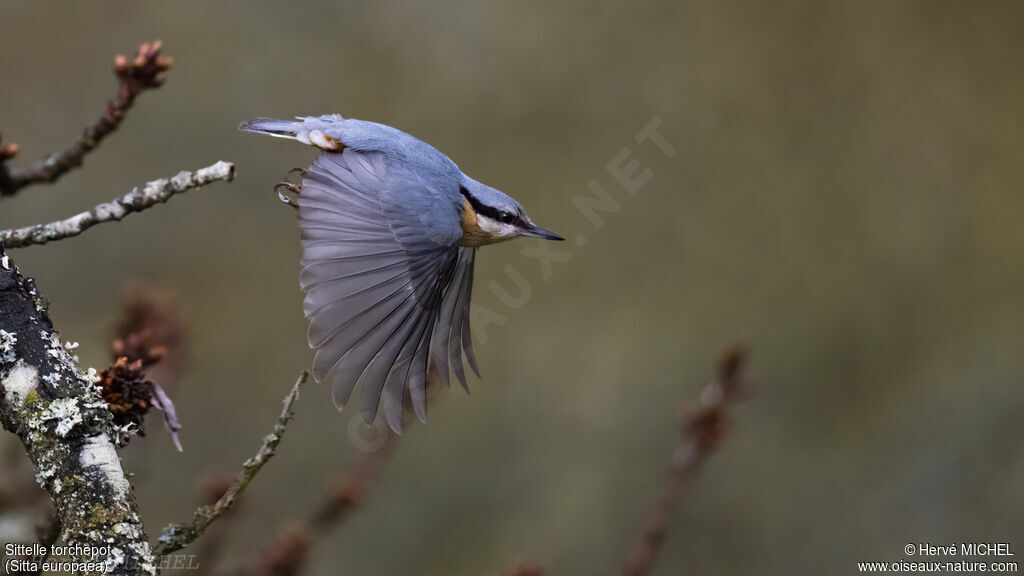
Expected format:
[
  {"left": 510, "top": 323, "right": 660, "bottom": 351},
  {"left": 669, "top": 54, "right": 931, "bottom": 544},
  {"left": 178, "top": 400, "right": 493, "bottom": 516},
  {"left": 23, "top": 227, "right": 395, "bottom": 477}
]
[
  {"left": 275, "top": 181, "right": 301, "bottom": 208},
  {"left": 275, "top": 168, "right": 305, "bottom": 209}
]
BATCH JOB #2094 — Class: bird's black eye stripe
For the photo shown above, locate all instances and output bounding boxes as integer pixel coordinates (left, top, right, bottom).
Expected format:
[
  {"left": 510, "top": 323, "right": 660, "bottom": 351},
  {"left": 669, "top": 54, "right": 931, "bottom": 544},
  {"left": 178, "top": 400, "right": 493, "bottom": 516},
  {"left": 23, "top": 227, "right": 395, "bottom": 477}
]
[
  {"left": 460, "top": 186, "right": 528, "bottom": 228},
  {"left": 459, "top": 186, "right": 495, "bottom": 219}
]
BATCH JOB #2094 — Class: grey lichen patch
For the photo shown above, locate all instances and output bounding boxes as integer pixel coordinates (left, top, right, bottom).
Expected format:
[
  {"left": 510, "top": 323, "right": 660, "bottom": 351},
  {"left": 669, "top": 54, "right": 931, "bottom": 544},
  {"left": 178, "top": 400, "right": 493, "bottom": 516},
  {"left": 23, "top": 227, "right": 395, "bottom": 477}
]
[
  {"left": 156, "top": 523, "right": 189, "bottom": 545},
  {"left": 104, "top": 546, "right": 126, "bottom": 572},
  {"left": 129, "top": 542, "right": 156, "bottom": 575},
  {"left": 114, "top": 522, "right": 142, "bottom": 536},
  {"left": 26, "top": 419, "right": 73, "bottom": 490},
  {"left": 17, "top": 384, "right": 97, "bottom": 441},
  {"left": 0, "top": 329, "right": 16, "bottom": 364},
  {"left": 43, "top": 397, "right": 83, "bottom": 436},
  {"left": 83, "top": 366, "right": 102, "bottom": 384},
  {"left": 110, "top": 421, "right": 138, "bottom": 447},
  {"left": 42, "top": 371, "right": 62, "bottom": 387},
  {"left": 35, "top": 464, "right": 58, "bottom": 487},
  {"left": 43, "top": 330, "right": 76, "bottom": 364}
]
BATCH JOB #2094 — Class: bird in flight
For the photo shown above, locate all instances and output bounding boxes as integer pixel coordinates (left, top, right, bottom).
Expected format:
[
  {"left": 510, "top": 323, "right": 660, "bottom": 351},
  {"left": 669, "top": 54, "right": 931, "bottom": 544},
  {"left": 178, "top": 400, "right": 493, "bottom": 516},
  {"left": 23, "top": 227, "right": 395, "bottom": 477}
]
[{"left": 240, "top": 115, "right": 563, "bottom": 432}]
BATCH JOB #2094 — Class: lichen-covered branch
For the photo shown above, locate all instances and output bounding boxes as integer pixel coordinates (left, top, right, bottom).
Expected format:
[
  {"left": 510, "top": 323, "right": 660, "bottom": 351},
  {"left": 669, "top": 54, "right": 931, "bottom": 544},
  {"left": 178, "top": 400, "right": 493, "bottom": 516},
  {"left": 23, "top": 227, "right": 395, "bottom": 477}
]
[
  {"left": 0, "top": 250, "right": 156, "bottom": 576},
  {"left": 0, "top": 161, "right": 234, "bottom": 249},
  {"left": 0, "top": 41, "right": 171, "bottom": 198},
  {"left": 153, "top": 371, "right": 309, "bottom": 557},
  {"left": 623, "top": 346, "right": 749, "bottom": 576}
]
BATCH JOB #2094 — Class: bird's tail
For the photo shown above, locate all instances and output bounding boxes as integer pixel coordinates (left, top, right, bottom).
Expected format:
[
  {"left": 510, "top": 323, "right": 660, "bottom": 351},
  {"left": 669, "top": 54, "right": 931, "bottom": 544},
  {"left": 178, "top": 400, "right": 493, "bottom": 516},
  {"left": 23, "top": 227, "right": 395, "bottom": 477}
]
[
  {"left": 239, "top": 115, "right": 346, "bottom": 150},
  {"left": 238, "top": 117, "right": 303, "bottom": 138}
]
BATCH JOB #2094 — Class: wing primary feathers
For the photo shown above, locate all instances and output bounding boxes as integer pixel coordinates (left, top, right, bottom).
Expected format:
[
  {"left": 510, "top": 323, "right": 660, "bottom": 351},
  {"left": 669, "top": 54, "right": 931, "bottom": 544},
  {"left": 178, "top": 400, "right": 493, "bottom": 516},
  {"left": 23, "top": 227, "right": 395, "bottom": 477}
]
[
  {"left": 429, "top": 267, "right": 459, "bottom": 389},
  {"left": 307, "top": 271, "right": 411, "bottom": 349},
  {"left": 460, "top": 250, "right": 481, "bottom": 378},
  {"left": 302, "top": 260, "right": 407, "bottom": 316},
  {"left": 355, "top": 294, "right": 425, "bottom": 424},
  {"left": 329, "top": 289, "right": 419, "bottom": 415},
  {"left": 407, "top": 308, "right": 438, "bottom": 422},
  {"left": 447, "top": 249, "right": 475, "bottom": 392},
  {"left": 379, "top": 307, "right": 433, "bottom": 432},
  {"left": 312, "top": 270, "right": 413, "bottom": 380}
]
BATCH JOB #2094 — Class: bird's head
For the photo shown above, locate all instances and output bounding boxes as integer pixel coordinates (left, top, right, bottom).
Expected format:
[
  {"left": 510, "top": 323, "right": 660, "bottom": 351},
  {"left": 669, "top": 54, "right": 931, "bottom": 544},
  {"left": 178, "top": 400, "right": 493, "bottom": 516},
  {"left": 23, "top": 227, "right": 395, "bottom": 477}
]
[{"left": 458, "top": 177, "right": 564, "bottom": 247}]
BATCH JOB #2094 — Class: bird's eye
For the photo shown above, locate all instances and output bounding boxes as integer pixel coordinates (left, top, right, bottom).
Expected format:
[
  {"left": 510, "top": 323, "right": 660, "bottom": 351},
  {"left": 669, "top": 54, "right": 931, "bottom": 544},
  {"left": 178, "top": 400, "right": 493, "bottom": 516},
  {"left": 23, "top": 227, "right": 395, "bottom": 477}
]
[{"left": 498, "top": 211, "right": 516, "bottom": 224}]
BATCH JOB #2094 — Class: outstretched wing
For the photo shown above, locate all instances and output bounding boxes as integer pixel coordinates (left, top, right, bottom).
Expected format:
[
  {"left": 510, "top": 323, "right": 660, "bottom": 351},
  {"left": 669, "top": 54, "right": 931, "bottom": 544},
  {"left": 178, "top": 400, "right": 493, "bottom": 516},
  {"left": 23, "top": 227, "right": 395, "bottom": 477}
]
[{"left": 299, "top": 149, "right": 477, "bottom": 432}]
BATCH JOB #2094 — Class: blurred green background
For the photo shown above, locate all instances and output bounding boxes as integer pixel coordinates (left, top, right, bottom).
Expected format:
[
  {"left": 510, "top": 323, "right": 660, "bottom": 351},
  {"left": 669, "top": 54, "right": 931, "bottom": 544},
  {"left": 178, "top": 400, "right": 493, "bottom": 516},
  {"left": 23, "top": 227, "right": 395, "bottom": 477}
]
[{"left": 2, "top": 1, "right": 1023, "bottom": 574}]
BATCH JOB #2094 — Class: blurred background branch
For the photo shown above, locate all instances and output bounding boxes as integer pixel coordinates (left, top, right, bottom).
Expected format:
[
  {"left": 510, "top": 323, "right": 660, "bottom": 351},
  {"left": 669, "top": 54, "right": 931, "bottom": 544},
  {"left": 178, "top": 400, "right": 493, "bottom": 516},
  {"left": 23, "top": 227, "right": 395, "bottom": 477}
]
[
  {"left": 624, "top": 346, "right": 749, "bottom": 576},
  {"left": 0, "top": 41, "right": 170, "bottom": 197},
  {"left": 234, "top": 436, "right": 395, "bottom": 576}
]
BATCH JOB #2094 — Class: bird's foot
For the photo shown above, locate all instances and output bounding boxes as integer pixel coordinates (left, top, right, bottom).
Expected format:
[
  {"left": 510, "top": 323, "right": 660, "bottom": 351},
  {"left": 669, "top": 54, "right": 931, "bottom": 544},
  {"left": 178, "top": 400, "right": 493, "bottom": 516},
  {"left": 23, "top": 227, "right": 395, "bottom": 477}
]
[
  {"left": 275, "top": 168, "right": 305, "bottom": 209},
  {"left": 275, "top": 182, "right": 301, "bottom": 208}
]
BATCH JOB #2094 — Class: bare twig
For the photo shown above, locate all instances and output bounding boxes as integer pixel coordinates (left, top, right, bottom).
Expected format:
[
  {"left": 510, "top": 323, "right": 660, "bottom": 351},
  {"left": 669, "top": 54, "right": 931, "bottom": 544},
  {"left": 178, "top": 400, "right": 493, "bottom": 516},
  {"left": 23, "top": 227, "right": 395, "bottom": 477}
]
[
  {"left": 0, "top": 41, "right": 171, "bottom": 197},
  {"left": 0, "top": 161, "right": 234, "bottom": 249},
  {"left": 192, "top": 472, "right": 237, "bottom": 570},
  {"left": 0, "top": 250, "right": 156, "bottom": 575},
  {"left": 242, "top": 523, "right": 312, "bottom": 576},
  {"left": 623, "top": 345, "right": 749, "bottom": 576},
  {"left": 153, "top": 370, "right": 309, "bottom": 556}
]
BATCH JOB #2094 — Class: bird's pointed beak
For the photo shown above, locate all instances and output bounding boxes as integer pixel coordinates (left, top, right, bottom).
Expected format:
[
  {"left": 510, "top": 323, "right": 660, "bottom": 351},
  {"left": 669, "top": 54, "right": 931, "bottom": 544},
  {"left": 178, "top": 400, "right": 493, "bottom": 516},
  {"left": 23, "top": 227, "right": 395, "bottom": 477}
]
[{"left": 521, "top": 223, "right": 565, "bottom": 241}]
